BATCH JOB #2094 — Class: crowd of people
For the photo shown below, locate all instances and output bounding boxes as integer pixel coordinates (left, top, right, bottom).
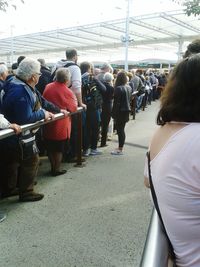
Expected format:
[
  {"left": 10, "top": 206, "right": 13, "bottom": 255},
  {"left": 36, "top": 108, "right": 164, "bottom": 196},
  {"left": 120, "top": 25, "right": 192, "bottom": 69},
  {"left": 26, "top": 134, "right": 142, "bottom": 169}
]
[{"left": 0, "top": 48, "right": 165, "bottom": 224}]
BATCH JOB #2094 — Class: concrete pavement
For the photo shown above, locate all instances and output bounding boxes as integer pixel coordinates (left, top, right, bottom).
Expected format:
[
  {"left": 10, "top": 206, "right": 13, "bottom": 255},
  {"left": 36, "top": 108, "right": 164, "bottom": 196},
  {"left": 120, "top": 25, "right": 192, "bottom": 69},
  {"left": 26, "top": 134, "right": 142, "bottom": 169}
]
[{"left": 0, "top": 101, "right": 159, "bottom": 267}]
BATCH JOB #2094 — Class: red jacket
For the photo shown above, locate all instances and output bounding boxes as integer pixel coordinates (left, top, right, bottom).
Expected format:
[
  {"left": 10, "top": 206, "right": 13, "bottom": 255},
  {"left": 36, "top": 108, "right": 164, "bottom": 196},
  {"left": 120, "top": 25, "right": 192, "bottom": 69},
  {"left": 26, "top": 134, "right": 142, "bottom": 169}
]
[{"left": 43, "top": 81, "right": 77, "bottom": 140}]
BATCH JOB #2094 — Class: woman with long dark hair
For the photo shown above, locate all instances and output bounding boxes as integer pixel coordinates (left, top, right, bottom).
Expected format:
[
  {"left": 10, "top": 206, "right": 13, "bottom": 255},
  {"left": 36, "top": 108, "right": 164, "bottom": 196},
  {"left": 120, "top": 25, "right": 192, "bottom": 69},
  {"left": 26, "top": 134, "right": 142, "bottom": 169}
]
[
  {"left": 111, "top": 71, "right": 132, "bottom": 155},
  {"left": 144, "top": 54, "right": 200, "bottom": 266}
]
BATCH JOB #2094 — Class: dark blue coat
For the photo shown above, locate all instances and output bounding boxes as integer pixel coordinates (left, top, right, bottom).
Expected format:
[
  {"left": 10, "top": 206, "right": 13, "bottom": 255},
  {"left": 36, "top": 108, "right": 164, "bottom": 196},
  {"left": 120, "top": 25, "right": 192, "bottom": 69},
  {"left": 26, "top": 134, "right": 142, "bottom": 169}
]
[{"left": 1, "top": 76, "right": 60, "bottom": 125}]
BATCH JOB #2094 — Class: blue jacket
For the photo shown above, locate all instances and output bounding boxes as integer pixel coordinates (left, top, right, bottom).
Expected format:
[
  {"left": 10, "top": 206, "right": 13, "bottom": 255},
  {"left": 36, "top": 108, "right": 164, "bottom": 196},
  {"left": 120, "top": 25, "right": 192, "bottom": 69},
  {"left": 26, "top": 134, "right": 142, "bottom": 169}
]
[{"left": 1, "top": 76, "right": 60, "bottom": 125}]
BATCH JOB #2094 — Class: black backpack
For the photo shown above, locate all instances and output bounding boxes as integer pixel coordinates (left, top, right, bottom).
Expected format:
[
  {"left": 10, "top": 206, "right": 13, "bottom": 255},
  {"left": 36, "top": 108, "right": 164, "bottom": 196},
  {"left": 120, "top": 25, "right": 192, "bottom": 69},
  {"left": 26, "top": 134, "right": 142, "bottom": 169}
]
[
  {"left": 50, "top": 62, "right": 77, "bottom": 82},
  {"left": 82, "top": 74, "right": 102, "bottom": 110}
]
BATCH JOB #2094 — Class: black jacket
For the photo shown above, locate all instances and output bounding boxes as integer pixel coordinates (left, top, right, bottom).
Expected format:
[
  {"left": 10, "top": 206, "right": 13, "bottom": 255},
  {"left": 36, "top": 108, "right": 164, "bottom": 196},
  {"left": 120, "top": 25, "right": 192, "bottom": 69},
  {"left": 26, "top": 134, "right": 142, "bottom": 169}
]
[{"left": 35, "top": 65, "right": 51, "bottom": 94}]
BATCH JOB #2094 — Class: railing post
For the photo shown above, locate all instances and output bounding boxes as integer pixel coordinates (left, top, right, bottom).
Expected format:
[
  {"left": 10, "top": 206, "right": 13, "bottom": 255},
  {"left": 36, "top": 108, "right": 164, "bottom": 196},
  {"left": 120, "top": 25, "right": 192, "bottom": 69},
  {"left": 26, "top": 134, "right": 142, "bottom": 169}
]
[
  {"left": 75, "top": 111, "right": 83, "bottom": 167},
  {"left": 140, "top": 208, "right": 172, "bottom": 267}
]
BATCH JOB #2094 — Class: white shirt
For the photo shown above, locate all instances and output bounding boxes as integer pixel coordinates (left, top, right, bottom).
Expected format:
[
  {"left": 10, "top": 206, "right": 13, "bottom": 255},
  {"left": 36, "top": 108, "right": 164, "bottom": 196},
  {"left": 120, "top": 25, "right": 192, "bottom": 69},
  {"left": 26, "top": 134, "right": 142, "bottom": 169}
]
[{"left": 0, "top": 114, "right": 10, "bottom": 129}]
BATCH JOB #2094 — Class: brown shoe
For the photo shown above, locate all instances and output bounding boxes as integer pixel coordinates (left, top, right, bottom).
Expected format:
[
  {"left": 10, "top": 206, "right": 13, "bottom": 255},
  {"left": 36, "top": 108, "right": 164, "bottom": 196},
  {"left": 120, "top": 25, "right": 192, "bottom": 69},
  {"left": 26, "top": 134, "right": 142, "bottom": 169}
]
[{"left": 19, "top": 192, "right": 44, "bottom": 202}]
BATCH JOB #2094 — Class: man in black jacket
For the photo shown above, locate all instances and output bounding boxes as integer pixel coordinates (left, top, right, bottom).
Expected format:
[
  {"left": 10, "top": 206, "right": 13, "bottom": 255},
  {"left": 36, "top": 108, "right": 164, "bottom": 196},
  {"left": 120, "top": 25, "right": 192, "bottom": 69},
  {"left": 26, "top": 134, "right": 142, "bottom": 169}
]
[{"left": 36, "top": 58, "right": 51, "bottom": 94}]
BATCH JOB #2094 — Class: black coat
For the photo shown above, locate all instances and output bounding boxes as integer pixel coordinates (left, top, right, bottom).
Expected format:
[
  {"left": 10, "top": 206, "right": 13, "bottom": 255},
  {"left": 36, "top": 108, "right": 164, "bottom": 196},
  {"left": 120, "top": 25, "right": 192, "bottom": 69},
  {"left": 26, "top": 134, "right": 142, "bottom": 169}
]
[{"left": 35, "top": 65, "right": 51, "bottom": 94}]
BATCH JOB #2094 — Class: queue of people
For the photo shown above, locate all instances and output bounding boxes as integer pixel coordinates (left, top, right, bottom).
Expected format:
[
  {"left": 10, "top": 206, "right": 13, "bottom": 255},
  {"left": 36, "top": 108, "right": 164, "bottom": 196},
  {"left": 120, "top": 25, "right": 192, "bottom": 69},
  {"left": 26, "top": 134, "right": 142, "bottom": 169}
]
[{"left": 0, "top": 48, "right": 164, "bottom": 222}]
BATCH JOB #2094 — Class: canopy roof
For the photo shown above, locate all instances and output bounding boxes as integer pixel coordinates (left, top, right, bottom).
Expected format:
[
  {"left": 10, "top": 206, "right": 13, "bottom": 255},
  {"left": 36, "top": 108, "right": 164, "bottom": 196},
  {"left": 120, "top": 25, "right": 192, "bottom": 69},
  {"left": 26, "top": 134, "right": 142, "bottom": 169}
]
[{"left": 0, "top": 10, "right": 200, "bottom": 61}]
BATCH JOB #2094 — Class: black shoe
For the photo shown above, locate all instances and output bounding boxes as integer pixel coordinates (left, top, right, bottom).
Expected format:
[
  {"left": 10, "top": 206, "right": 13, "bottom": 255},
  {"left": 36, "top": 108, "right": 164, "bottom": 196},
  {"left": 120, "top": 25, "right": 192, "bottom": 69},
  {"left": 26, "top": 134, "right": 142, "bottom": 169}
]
[
  {"left": 52, "top": 169, "right": 67, "bottom": 177},
  {"left": 2, "top": 188, "right": 19, "bottom": 198},
  {"left": 19, "top": 192, "right": 44, "bottom": 202},
  {"left": 100, "top": 144, "right": 108, "bottom": 147},
  {"left": 67, "top": 157, "right": 86, "bottom": 163}
]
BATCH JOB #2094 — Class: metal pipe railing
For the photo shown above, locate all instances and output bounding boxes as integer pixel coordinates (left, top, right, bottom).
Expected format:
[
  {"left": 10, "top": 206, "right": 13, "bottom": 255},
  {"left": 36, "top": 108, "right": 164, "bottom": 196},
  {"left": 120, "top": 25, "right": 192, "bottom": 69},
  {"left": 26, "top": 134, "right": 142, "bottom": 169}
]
[
  {"left": 140, "top": 208, "right": 174, "bottom": 267},
  {"left": 0, "top": 107, "right": 84, "bottom": 165}
]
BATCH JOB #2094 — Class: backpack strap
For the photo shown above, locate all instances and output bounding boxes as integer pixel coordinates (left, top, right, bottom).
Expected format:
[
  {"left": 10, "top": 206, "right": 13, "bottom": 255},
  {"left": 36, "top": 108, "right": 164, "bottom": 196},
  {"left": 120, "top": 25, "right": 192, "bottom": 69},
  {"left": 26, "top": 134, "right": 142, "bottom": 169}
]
[
  {"left": 64, "top": 62, "right": 79, "bottom": 68},
  {"left": 147, "top": 151, "right": 176, "bottom": 260}
]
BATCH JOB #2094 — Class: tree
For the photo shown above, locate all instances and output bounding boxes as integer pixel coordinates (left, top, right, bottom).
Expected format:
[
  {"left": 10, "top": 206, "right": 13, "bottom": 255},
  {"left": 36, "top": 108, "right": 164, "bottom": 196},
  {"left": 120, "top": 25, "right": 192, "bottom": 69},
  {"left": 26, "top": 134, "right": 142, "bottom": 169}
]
[
  {"left": 0, "top": 0, "right": 24, "bottom": 12},
  {"left": 173, "top": 0, "right": 200, "bottom": 16}
]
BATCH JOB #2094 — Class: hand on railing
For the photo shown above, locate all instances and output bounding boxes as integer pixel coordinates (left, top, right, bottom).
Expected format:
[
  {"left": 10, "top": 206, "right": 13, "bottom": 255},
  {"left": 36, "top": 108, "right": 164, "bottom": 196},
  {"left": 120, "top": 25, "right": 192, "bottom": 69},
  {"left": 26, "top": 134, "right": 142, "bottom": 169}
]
[
  {"left": 44, "top": 111, "right": 55, "bottom": 121},
  {"left": 9, "top": 123, "right": 22, "bottom": 135},
  {"left": 60, "top": 109, "right": 69, "bottom": 117},
  {"left": 79, "top": 103, "right": 87, "bottom": 110}
]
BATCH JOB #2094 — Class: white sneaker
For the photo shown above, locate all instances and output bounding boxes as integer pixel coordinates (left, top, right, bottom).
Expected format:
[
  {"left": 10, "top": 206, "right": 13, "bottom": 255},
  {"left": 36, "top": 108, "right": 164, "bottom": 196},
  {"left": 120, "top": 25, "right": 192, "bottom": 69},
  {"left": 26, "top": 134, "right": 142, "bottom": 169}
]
[
  {"left": 90, "top": 149, "right": 102, "bottom": 156},
  {"left": 83, "top": 149, "right": 90, "bottom": 157},
  {"left": 111, "top": 150, "right": 123, "bottom": 155}
]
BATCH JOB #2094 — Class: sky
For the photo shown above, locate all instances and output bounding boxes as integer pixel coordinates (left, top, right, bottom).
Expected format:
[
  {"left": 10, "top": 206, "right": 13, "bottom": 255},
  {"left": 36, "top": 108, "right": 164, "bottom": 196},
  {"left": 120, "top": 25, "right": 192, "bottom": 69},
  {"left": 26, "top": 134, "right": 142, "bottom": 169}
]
[{"left": 0, "top": 0, "right": 183, "bottom": 62}]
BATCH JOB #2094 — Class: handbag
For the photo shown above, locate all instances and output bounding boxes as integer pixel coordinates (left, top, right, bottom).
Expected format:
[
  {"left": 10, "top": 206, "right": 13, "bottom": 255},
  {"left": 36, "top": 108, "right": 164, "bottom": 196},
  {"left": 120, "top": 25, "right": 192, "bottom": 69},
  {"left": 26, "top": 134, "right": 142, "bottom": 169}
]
[
  {"left": 19, "top": 131, "right": 38, "bottom": 160},
  {"left": 147, "top": 151, "right": 176, "bottom": 266}
]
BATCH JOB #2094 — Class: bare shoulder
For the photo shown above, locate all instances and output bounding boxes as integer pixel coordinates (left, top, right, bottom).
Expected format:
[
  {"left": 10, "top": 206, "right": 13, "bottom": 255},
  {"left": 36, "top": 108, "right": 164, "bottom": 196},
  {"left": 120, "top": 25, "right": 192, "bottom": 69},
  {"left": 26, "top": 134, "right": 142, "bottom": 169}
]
[{"left": 149, "top": 123, "right": 187, "bottom": 160}]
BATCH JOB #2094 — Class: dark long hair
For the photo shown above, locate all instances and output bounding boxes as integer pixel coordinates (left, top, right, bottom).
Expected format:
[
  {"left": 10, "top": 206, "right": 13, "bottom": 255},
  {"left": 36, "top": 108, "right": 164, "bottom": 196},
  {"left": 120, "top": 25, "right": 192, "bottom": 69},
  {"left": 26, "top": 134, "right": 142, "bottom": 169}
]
[
  {"left": 114, "top": 70, "right": 128, "bottom": 88},
  {"left": 157, "top": 53, "right": 200, "bottom": 125}
]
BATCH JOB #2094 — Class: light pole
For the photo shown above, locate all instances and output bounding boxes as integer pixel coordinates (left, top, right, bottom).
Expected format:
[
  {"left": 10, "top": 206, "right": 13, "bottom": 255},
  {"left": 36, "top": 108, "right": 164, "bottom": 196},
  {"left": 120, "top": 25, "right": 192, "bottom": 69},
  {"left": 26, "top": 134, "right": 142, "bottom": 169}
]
[
  {"left": 10, "top": 25, "right": 14, "bottom": 64},
  {"left": 124, "top": 0, "right": 130, "bottom": 71}
]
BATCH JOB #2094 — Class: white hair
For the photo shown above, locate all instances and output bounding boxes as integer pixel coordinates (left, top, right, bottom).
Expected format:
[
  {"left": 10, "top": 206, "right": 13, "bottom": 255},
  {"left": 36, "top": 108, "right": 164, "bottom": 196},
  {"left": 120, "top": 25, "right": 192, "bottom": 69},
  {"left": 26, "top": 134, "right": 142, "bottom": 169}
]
[
  {"left": 0, "top": 64, "right": 8, "bottom": 75},
  {"left": 104, "top": 72, "right": 114, "bottom": 82},
  {"left": 16, "top": 58, "right": 41, "bottom": 81},
  {"left": 55, "top": 68, "right": 71, "bottom": 83}
]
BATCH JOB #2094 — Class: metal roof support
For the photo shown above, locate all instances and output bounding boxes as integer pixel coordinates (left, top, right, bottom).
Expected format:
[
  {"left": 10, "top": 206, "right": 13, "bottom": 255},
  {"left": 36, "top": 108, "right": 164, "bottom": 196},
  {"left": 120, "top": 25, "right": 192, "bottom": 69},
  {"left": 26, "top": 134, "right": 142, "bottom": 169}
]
[
  {"left": 160, "top": 12, "right": 200, "bottom": 34},
  {"left": 177, "top": 39, "right": 184, "bottom": 60}
]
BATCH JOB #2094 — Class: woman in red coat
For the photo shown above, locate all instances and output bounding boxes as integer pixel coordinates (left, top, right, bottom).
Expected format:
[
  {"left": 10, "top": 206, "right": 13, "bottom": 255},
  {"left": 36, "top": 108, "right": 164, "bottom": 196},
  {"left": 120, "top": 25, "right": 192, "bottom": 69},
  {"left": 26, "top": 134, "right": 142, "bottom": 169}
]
[{"left": 43, "top": 68, "right": 77, "bottom": 176}]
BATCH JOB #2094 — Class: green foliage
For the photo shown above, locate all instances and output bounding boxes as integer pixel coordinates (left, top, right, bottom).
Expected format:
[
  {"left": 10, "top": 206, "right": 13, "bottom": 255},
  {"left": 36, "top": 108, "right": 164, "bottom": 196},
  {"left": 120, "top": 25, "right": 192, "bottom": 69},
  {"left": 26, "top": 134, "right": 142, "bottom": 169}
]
[
  {"left": 0, "top": 0, "right": 24, "bottom": 12},
  {"left": 173, "top": 0, "right": 200, "bottom": 16}
]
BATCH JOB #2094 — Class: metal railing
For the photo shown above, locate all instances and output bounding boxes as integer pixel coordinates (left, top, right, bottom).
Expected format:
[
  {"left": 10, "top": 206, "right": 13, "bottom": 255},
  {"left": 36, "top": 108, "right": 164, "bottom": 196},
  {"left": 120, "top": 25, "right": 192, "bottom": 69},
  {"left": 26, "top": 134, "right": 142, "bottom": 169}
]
[
  {"left": 140, "top": 208, "right": 174, "bottom": 267},
  {"left": 0, "top": 107, "right": 84, "bottom": 166}
]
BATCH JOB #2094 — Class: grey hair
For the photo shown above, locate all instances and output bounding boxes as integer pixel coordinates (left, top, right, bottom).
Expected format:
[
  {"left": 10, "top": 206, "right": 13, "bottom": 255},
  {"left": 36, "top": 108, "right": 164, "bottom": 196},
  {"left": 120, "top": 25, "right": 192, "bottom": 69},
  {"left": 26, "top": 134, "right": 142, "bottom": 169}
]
[
  {"left": 104, "top": 72, "right": 114, "bottom": 82},
  {"left": 100, "top": 62, "right": 113, "bottom": 73},
  {"left": 0, "top": 64, "right": 8, "bottom": 75},
  {"left": 55, "top": 68, "right": 71, "bottom": 83},
  {"left": 16, "top": 58, "right": 41, "bottom": 81}
]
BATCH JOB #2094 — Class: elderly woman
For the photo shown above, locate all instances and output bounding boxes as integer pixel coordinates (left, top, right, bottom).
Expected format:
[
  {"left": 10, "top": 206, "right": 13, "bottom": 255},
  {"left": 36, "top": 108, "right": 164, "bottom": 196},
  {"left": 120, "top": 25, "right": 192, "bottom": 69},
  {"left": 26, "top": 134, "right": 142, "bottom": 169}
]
[
  {"left": 111, "top": 71, "right": 132, "bottom": 155},
  {"left": 0, "top": 58, "right": 66, "bottom": 202},
  {"left": 100, "top": 72, "right": 114, "bottom": 147},
  {"left": 43, "top": 68, "right": 77, "bottom": 176},
  {"left": 144, "top": 54, "right": 200, "bottom": 266}
]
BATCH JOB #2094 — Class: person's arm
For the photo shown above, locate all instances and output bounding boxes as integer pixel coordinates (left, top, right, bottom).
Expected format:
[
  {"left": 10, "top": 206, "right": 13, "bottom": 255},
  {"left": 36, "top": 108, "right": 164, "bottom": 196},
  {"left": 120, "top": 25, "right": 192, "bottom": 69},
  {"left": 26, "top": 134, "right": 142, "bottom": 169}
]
[
  {"left": 0, "top": 114, "right": 21, "bottom": 134},
  {"left": 9, "top": 123, "right": 22, "bottom": 135},
  {"left": 144, "top": 151, "right": 150, "bottom": 188},
  {"left": 12, "top": 93, "right": 46, "bottom": 124},
  {"left": 0, "top": 114, "right": 10, "bottom": 129},
  {"left": 144, "top": 176, "right": 150, "bottom": 188},
  {"left": 37, "top": 90, "right": 61, "bottom": 113},
  {"left": 64, "top": 90, "right": 78, "bottom": 113},
  {"left": 70, "top": 66, "right": 86, "bottom": 109},
  {"left": 94, "top": 78, "right": 106, "bottom": 96}
]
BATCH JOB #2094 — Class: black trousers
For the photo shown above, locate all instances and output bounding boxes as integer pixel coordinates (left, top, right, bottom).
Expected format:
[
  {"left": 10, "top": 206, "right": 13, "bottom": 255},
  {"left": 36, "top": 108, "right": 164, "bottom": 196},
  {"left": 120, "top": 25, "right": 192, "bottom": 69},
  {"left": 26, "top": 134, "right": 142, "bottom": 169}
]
[
  {"left": 101, "top": 105, "right": 111, "bottom": 146},
  {"left": 115, "top": 112, "right": 129, "bottom": 148},
  {"left": 83, "top": 109, "right": 100, "bottom": 150}
]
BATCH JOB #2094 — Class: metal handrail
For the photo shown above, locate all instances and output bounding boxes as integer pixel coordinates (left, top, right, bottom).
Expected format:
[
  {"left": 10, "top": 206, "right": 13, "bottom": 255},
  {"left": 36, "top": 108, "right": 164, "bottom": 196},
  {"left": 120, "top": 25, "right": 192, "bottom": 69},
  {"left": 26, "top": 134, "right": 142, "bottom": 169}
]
[
  {"left": 0, "top": 107, "right": 84, "bottom": 166},
  {"left": 140, "top": 208, "right": 174, "bottom": 267},
  {"left": 0, "top": 107, "right": 83, "bottom": 140}
]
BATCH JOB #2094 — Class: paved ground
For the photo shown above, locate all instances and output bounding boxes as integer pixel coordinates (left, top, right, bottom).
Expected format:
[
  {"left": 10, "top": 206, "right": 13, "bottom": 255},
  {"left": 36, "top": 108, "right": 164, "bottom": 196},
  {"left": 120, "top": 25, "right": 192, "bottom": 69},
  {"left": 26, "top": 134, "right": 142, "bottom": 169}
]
[{"left": 0, "top": 102, "right": 159, "bottom": 267}]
